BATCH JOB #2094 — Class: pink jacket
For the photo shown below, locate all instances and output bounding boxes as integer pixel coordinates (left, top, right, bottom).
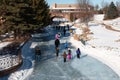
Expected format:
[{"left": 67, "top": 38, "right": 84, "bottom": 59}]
[{"left": 67, "top": 53, "right": 71, "bottom": 60}]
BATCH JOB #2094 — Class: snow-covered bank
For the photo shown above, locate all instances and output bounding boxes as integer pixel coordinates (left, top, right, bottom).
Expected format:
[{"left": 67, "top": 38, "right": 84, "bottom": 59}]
[
  {"left": 89, "top": 15, "right": 120, "bottom": 61},
  {"left": 103, "top": 17, "right": 120, "bottom": 30},
  {"left": 8, "top": 60, "right": 34, "bottom": 80},
  {"left": 70, "top": 37, "right": 120, "bottom": 77},
  {"left": 8, "top": 40, "right": 36, "bottom": 80},
  {"left": 87, "top": 24, "right": 120, "bottom": 56},
  {"left": 93, "top": 14, "right": 120, "bottom": 30},
  {"left": 70, "top": 14, "right": 120, "bottom": 77}
]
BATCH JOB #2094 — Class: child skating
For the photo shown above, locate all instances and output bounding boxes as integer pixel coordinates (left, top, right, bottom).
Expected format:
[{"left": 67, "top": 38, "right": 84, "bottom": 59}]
[
  {"left": 67, "top": 48, "right": 72, "bottom": 61},
  {"left": 62, "top": 51, "right": 67, "bottom": 62}
]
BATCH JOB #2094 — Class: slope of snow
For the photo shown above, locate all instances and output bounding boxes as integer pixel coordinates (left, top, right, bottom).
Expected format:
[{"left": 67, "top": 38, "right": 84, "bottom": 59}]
[
  {"left": 93, "top": 14, "right": 120, "bottom": 30},
  {"left": 88, "top": 15, "right": 120, "bottom": 57},
  {"left": 88, "top": 24, "right": 120, "bottom": 48},
  {"left": 71, "top": 14, "right": 120, "bottom": 77},
  {"left": 94, "top": 14, "right": 104, "bottom": 21},
  {"left": 70, "top": 36, "right": 120, "bottom": 77},
  {"left": 104, "top": 17, "right": 120, "bottom": 30}
]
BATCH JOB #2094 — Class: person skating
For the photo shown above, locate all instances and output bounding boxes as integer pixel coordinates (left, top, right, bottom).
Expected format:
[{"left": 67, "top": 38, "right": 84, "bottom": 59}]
[
  {"left": 55, "top": 33, "right": 60, "bottom": 48},
  {"left": 63, "top": 27, "right": 66, "bottom": 36},
  {"left": 64, "top": 41, "right": 68, "bottom": 49},
  {"left": 55, "top": 37, "right": 60, "bottom": 57},
  {"left": 67, "top": 48, "right": 72, "bottom": 61},
  {"left": 76, "top": 48, "right": 81, "bottom": 58},
  {"left": 35, "top": 46, "right": 41, "bottom": 61},
  {"left": 62, "top": 51, "right": 67, "bottom": 62},
  {"left": 55, "top": 38, "right": 60, "bottom": 48}
]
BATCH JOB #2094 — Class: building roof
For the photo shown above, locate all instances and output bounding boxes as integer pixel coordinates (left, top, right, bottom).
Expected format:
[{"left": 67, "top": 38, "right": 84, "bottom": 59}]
[{"left": 50, "top": 3, "right": 93, "bottom": 9}]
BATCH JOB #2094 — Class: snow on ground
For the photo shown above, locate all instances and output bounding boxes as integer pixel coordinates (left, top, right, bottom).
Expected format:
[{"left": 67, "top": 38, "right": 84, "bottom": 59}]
[
  {"left": 70, "top": 37, "right": 120, "bottom": 77},
  {"left": 103, "top": 17, "right": 120, "bottom": 30},
  {"left": 88, "top": 14, "right": 120, "bottom": 57},
  {"left": 93, "top": 14, "right": 120, "bottom": 30},
  {"left": 87, "top": 24, "right": 120, "bottom": 56},
  {"left": 0, "top": 42, "right": 11, "bottom": 49},
  {"left": 94, "top": 14, "right": 104, "bottom": 21},
  {"left": 8, "top": 40, "right": 36, "bottom": 80},
  {"left": 70, "top": 14, "right": 120, "bottom": 77}
]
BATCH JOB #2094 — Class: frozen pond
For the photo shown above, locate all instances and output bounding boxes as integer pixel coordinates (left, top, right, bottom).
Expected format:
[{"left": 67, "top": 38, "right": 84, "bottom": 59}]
[
  {"left": 26, "top": 27, "right": 120, "bottom": 80},
  {"left": 0, "top": 26, "right": 119, "bottom": 80}
]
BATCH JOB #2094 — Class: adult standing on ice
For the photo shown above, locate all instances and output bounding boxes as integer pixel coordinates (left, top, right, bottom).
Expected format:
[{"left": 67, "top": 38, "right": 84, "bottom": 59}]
[
  {"left": 55, "top": 34, "right": 60, "bottom": 57},
  {"left": 63, "top": 26, "right": 66, "bottom": 36}
]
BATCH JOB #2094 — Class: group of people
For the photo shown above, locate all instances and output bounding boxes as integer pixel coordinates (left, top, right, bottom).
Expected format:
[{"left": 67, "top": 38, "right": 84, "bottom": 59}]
[
  {"left": 55, "top": 24, "right": 70, "bottom": 36},
  {"left": 62, "top": 47, "right": 72, "bottom": 62},
  {"left": 54, "top": 33, "right": 81, "bottom": 63}
]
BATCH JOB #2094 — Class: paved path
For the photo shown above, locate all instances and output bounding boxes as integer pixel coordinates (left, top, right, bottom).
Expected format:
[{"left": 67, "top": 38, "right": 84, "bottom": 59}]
[{"left": 26, "top": 27, "right": 120, "bottom": 80}]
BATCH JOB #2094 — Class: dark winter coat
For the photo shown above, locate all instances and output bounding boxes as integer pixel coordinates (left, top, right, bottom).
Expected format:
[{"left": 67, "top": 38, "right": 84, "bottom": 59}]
[{"left": 55, "top": 39, "right": 60, "bottom": 47}]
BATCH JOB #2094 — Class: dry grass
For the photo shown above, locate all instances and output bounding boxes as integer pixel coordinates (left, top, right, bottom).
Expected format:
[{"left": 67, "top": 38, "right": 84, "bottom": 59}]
[
  {"left": 73, "top": 24, "right": 93, "bottom": 41},
  {"left": 115, "top": 39, "right": 120, "bottom": 42},
  {"left": 102, "top": 24, "right": 120, "bottom": 32},
  {"left": 73, "top": 34, "right": 80, "bottom": 41},
  {"left": 1, "top": 36, "right": 30, "bottom": 44}
]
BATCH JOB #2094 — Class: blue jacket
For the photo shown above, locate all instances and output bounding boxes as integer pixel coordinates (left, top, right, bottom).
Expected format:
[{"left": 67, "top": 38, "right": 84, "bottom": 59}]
[
  {"left": 64, "top": 42, "right": 68, "bottom": 48},
  {"left": 76, "top": 49, "right": 81, "bottom": 55}
]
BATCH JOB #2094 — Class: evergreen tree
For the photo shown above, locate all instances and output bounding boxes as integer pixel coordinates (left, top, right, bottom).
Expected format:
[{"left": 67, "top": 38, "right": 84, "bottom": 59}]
[
  {"left": 34, "top": 0, "right": 50, "bottom": 28},
  {"left": 104, "top": 2, "right": 119, "bottom": 19},
  {"left": 0, "top": 0, "right": 51, "bottom": 38},
  {"left": 19, "top": 0, "right": 51, "bottom": 32}
]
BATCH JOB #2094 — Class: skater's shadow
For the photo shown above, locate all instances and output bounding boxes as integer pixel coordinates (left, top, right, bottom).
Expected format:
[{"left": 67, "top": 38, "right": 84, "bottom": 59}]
[
  {"left": 80, "top": 54, "right": 88, "bottom": 59},
  {"left": 72, "top": 54, "right": 88, "bottom": 60},
  {"left": 35, "top": 54, "right": 56, "bottom": 62}
]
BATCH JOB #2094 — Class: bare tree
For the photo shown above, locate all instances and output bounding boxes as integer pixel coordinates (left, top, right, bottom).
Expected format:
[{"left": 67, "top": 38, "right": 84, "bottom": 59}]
[
  {"left": 77, "top": 0, "right": 92, "bottom": 12},
  {"left": 77, "top": 0, "right": 94, "bottom": 24},
  {"left": 116, "top": 1, "right": 120, "bottom": 12},
  {"left": 101, "top": 0, "right": 109, "bottom": 14},
  {"left": 94, "top": 4, "right": 99, "bottom": 11},
  {"left": 76, "top": 0, "right": 93, "bottom": 42},
  {"left": 77, "top": 0, "right": 92, "bottom": 5}
]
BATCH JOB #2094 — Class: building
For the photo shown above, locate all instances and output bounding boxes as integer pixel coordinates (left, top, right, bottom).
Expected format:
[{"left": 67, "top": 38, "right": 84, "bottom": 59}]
[
  {"left": 50, "top": 3, "right": 94, "bottom": 21},
  {"left": 51, "top": 3, "right": 94, "bottom": 12}
]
